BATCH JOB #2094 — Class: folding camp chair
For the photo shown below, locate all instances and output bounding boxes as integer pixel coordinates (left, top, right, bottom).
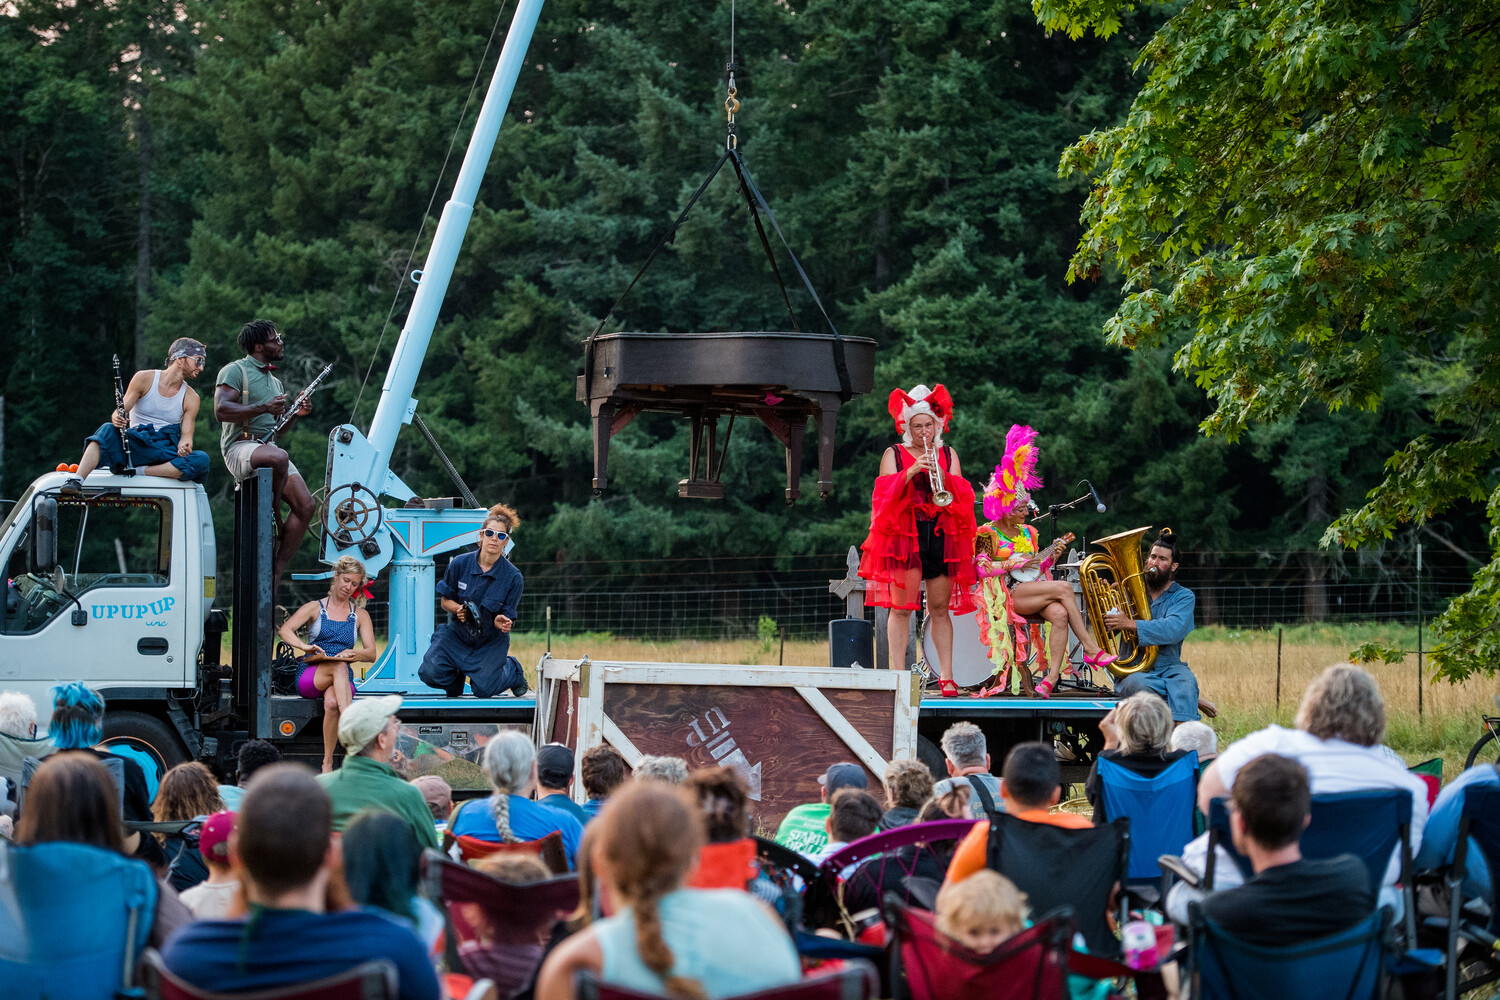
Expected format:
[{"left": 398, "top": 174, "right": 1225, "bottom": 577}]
[
  {"left": 574, "top": 961, "right": 878, "bottom": 1000},
  {"left": 0, "top": 840, "right": 157, "bottom": 1000},
  {"left": 754, "top": 834, "right": 824, "bottom": 933},
  {"left": 422, "top": 849, "right": 578, "bottom": 992},
  {"left": 1187, "top": 902, "right": 1390, "bottom": 1000},
  {"left": 804, "top": 819, "right": 976, "bottom": 932},
  {"left": 140, "top": 949, "right": 399, "bottom": 1000},
  {"left": 1095, "top": 751, "right": 1197, "bottom": 892},
  {"left": 1443, "top": 785, "right": 1500, "bottom": 1000},
  {"left": 1205, "top": 790, "right": 1419, "bottom": 944},
  {"left": 986, "top": 813, "right": 1130, "bottom": 959},
  {"left": 444, "top": 828, "right": 568, "bottom": 875},
  {"left": 884, "top": 900, "right": 1073, "bottom": 1000}
]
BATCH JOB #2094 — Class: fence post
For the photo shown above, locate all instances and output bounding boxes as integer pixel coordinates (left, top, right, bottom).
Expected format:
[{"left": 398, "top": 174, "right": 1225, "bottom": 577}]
[
  {"left": 1275, "top": 627, "right": 1282, "bottom": 713},
  {"left": 1417, "top": 542, "right": 1424, "bottom": 719},
  {"left": 546, "top": 605, "right": 552, "bottom": 655}
]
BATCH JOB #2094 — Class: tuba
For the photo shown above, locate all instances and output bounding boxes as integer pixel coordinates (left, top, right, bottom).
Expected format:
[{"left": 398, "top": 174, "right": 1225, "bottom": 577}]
[{"left": 1079, "top": 526, "right": 1159, "bottom": 677}]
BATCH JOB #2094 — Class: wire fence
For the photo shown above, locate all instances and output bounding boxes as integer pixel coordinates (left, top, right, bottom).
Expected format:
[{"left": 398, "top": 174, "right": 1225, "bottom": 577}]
[{"left": 268, "top": 547, "right": 1483, "bottom": 641}]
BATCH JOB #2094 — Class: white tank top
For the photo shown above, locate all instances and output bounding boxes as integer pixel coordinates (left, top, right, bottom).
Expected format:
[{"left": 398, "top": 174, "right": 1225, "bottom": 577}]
[{"left": 130, "top": 370, "right": 187, "bottom": 428}]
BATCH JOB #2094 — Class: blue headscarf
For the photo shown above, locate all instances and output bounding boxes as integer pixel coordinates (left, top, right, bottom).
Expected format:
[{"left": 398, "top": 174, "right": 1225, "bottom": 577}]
[{"left": 50, "top": 682, "right": 104, "bottom": 749}]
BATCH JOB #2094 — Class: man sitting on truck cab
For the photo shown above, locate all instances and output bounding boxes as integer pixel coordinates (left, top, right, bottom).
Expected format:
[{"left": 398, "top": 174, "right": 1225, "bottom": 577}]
[
  {"left": 65, "top": 338, "right": 211, "bottom": 489},
  {"left": 418, "top": 504, "right": 527, "bottom": 699},
  {"left": 213, "top": 319, "right": 315, "bottom": 600}
]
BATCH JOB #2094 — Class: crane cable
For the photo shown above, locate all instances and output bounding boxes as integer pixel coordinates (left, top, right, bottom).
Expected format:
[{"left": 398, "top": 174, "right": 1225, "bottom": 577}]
[{"left": 347, "top": 0, "right": 518, "bottom": 429}]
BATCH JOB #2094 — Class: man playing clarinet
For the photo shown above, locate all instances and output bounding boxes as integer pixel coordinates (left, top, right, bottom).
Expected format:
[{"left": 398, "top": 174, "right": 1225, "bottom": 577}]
[
  {"left": 64, "top": 338, "right": 211, "bottom": 490},
  {"left": 214, "top": 319, "right": 315, "bottom": 598}
]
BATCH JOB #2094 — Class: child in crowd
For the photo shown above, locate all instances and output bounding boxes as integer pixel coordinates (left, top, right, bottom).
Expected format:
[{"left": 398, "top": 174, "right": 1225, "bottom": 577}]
[
  {"left": 934, "top": 869, "right": 1026, "bottom": 953},
  {"left": 178, "top": 811, "right": 239, "bottom": 919}
]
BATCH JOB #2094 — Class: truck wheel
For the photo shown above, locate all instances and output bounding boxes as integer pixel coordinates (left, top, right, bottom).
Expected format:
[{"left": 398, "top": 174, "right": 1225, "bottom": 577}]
[{"left": 101, "top": 710, "right": 188, "bottom": 797}]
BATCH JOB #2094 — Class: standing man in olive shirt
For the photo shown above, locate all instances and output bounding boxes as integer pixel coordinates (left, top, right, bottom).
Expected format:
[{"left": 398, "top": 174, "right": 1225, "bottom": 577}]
[{"left": 215, "top": 319, "right": 315, "bottom": 599}]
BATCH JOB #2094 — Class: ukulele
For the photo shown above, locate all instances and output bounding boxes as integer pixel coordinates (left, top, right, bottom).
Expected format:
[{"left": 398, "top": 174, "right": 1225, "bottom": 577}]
[{"left": 1008, "top": 532, "right": 1075, "bottom": 583}]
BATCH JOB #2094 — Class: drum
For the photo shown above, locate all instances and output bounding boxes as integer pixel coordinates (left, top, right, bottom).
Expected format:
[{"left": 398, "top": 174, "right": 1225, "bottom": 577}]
[{"left": 920, "top": 608, "right": 994, "bottom": 688}]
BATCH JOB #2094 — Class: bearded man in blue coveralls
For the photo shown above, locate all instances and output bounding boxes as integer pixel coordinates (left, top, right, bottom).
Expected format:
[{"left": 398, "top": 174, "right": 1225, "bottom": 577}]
[
  {"left": 418, "top": 504, "right": 528, "bottom": 698},
  {"left": 1104, "top": 529, "right": 1208, "bottom": 722}
]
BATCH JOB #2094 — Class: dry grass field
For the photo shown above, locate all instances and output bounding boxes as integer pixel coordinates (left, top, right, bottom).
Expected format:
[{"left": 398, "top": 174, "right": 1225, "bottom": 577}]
[{"left": 511, "top": 623, "right": 1497, "bottom": 782}]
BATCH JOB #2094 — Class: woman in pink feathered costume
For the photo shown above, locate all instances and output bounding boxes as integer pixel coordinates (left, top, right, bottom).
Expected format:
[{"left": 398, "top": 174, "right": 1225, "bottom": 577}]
[{"left": 978, "top": 425, "right": 1115, "bottom": 697}]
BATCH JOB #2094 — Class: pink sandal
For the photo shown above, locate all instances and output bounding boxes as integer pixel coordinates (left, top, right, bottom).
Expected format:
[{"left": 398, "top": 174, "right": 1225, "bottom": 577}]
[
  {"left": 1034, "top": 678, "right": 1054, "bottom": 699},
  {"left": 1083, "top": 650, "right": 1118, "bottom": 670}
]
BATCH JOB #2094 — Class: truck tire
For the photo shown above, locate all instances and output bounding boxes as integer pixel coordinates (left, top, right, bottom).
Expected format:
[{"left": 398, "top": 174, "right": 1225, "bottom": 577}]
[{"left": 101, "top": 710, "right": 188, "bottom": 792}]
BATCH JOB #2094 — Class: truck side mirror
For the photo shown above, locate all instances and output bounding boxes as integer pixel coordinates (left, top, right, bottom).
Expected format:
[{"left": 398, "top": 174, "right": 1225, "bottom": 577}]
[{"left": 29, "top": 496, "right": 58, "bottom": 574}]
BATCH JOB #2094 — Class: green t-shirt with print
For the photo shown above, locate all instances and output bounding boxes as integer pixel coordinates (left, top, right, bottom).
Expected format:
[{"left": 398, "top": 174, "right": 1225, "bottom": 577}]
[{"left": 773, "top": 802, "right": 831, "bottom": 858}]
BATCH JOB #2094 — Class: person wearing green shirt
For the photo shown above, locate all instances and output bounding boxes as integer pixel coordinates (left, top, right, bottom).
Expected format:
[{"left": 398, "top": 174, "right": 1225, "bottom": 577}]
[
  {"left": 213, "top": 319, "right": 315, "bottom": 601},
  {"left": 316, "top": 695, "right": 438, "bottom": 851},
  {"left": 773, "top": 761, "right": 869, "bottom": 859}
]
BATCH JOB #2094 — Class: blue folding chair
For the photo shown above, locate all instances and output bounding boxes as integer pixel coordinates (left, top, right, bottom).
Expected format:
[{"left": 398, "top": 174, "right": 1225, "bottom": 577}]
[
  {"left": 1444, "top": 785, "right": 1500, "bottom": 1000},
  {"left": 0, "top": 840, "right": 158, "bottom": 1000},
  {"left": 1096, "top": 751, "right": 1198, "bottom": 885},
  {"left": 1188, "top": 903, "right": 1390, "bottom": 1000},
  {"left": 1206, "top": 789, "right": 1417, "bottom": 943}
]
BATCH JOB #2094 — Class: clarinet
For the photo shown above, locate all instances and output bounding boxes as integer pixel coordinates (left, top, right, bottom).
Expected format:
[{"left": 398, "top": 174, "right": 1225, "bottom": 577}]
[
  {"left": 111, "top": 354, "right": 136, "bottom": 476},
  {"left": 258, "top": 363, "right": 334, "bottom": 444}
]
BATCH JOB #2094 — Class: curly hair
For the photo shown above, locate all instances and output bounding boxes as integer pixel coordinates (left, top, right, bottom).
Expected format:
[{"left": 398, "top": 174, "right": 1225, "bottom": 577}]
[
  {"left": 486, "top": 503, "right": 521, "bottom": 534},
  {"left": 1295, "top": 664, "right": 1386, "bottom": 747},
  {"left": 597, "top": 783, "right": 706, "bottom": 1000},
  {"left": 152, "top": 761, "right": 224, "bottom": 826},
  {"left": 884, "top": 758, "right": 935, "bottom": 811}
]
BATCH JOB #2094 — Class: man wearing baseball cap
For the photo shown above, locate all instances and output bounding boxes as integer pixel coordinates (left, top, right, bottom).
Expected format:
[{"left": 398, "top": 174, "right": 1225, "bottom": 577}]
[
  {"left": 773, "top": 761, "right": 869, "bottom": 858},
  {"left": 534, "top": 743, "right": 592, "bottom": 826},
  {"left": 315, "top": 695, "right": 438, "bottom": 849}
]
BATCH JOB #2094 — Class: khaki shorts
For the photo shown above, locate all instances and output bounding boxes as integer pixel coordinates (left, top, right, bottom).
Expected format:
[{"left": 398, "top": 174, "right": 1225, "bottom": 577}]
[{"left": 223, "top": 438, "right": 300, "bottom": 484}]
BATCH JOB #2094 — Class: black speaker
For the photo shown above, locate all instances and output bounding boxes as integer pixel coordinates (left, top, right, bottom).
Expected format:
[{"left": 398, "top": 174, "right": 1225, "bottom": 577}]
[{"left": 828, "top": 618, "right": 874, "bottom": 668}]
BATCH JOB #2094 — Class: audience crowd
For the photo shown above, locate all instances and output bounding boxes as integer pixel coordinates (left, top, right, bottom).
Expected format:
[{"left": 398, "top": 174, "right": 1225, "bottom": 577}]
[{"left": 2, "top": 662, "right": 1483, "bottom": 1000}]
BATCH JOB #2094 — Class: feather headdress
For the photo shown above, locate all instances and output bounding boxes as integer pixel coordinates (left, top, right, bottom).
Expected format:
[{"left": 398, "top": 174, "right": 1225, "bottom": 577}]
[{"left": 983, "top": 425, "right": 1042, "bottom": 520}]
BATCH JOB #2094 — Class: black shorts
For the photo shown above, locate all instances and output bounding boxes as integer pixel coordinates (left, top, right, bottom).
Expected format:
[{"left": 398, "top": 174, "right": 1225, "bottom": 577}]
[{"left": 916, "top": 518, "right": 947, "bottom": 580}]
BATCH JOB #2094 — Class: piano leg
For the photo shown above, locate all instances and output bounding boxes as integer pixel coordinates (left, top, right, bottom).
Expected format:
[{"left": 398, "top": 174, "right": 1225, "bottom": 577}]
[
  {"left": 590, "top": 400, "right": 614, "bottom": 493},
  {"left": 812, "top": 394, "right": 842, "bottom": 500},
  {"left": 783, "top": 416, "right": 806, "bottom": 504}
]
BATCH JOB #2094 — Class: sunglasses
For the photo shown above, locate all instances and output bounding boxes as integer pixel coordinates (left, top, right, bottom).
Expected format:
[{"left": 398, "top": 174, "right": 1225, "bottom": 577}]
[{"left": 480, "top": 528, "right": 509, "bottom": 540}]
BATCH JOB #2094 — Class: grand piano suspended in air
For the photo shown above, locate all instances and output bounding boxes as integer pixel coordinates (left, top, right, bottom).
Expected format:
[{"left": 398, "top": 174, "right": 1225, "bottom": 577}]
[{"left": 577, "top": 330, "right": 875, "bottom": 502}]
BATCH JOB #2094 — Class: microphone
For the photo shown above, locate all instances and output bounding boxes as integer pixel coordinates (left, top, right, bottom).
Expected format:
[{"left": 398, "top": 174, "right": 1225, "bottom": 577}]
[
  {"left": 1027, "top": 499, "right": 1040, "bottom": 515},
  {"left": 1085, "top": 480, "right": 1106, "bottom": 514}
]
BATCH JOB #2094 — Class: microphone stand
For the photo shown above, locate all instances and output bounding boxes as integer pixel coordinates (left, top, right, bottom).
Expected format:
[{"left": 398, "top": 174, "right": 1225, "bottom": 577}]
[{"left": 1031, "top": 491, "right": 1095, "bottom": 566}]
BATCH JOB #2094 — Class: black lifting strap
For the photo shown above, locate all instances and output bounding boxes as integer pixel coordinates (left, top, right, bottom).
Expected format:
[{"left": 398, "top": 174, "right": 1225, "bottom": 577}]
[
  {"left": 728, "top": 148, "right": 852, "bottom": 402},
  {"left": 583, "top": 149, "right": 732, "bottom": 402},
  {"left": 583, "top": 147, "right": 853, "bottom": 404}
]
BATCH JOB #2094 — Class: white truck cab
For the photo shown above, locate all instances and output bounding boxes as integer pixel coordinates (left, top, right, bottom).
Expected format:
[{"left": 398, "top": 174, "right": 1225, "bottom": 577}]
[{"left": 1, "top": 470, "right": 217, "bottom": 768}]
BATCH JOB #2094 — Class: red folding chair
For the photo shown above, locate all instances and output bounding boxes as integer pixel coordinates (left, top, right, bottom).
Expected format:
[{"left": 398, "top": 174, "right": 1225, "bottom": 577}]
[
  {"left": 884, "top": 903, "right": 1072, "bottom": 1000},
  {"left": 422, "top": 849, "right": 579, "bottom": 996},
  {"left": 444, "top": 828, "right": 568, "bottom": 875}
]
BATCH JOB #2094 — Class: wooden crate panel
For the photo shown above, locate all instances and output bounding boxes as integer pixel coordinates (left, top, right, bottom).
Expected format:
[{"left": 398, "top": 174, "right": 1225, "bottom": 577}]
[{"left": 602, "top": 682, "right": 882, "bottom": 832}]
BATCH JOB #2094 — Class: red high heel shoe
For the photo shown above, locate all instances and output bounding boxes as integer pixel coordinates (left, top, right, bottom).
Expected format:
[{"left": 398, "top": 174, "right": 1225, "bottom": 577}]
[{"left": 938, "top": 678, "right": 960, "bottom": 698}]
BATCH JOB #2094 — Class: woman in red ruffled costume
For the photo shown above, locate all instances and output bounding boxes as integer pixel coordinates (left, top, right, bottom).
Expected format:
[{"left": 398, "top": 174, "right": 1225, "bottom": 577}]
[{"left": 858, "top": 384, "right": 978, "bottom": 697}]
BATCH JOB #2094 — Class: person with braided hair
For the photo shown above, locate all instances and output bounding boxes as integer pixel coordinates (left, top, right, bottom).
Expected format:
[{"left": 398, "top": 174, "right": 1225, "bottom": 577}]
[
  {"left": 535, "top": 782, "right": 800, "bottom": 1000},
  {"left": 447, "top": 730, "right": 583, "bottom": 869}
]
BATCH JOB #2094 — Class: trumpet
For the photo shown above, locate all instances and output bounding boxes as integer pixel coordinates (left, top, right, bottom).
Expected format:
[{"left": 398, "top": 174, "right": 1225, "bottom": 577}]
[{"left": 923, "top": 439, "right": 953, "bottom": 507}]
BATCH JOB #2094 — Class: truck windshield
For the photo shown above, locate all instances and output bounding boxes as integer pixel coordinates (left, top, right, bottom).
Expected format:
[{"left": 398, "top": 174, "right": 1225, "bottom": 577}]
[{"left": 4, "top": 492, "right": 173, "bottom": 635}]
